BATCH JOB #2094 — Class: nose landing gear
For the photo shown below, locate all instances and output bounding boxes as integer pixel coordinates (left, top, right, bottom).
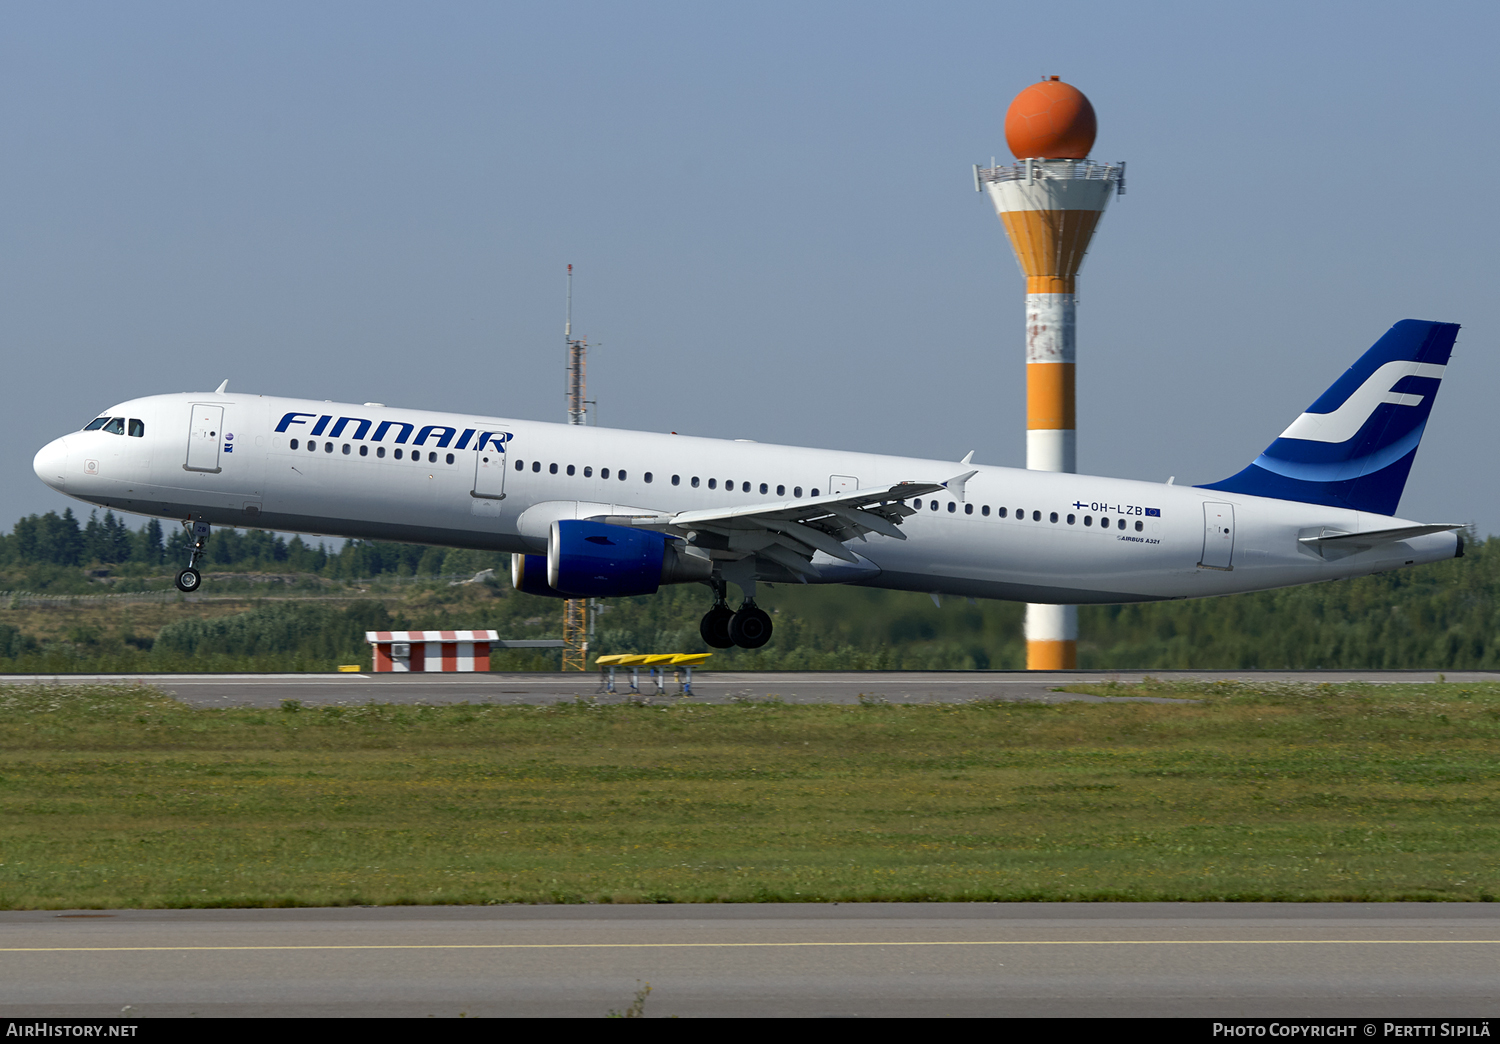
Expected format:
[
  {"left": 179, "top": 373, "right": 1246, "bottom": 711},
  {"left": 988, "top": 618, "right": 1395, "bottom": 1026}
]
[{"left": 175, "top": 519, "right": 210, "bottom": 593}]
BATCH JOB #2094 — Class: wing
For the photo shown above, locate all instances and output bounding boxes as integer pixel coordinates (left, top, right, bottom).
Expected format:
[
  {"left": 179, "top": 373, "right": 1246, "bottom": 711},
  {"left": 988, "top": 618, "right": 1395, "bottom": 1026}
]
[{"left": 590, "top": 480, "right": 947, "bottom": 581}]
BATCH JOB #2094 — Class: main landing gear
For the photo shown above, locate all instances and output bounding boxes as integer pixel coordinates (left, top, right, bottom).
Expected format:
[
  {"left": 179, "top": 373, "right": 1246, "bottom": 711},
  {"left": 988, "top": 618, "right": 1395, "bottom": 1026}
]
[
  {"left": 699, "top": 576, "right": 773, "bottom": 650},
  {"left": 175, "top": 519, "right": 210, "bottom": 593}
]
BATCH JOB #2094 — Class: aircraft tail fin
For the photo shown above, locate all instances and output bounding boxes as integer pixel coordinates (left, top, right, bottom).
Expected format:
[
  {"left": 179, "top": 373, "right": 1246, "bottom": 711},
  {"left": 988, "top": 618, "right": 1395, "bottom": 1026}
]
[{"left": 1197, "top": 319, "right": 1459, "bottom": 516}]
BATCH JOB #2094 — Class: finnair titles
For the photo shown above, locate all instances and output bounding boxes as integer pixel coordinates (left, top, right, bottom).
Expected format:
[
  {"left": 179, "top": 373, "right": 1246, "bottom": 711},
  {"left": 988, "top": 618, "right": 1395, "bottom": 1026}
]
[{"left": 33, "top": 320, "right": 1466, "bottom": 649}]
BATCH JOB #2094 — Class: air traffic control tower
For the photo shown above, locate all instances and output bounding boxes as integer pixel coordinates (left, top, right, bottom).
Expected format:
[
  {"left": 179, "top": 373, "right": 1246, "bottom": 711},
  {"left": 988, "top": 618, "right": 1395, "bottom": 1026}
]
[{"left": 976, "top": 76, "right": 1124, "bottom": 670}]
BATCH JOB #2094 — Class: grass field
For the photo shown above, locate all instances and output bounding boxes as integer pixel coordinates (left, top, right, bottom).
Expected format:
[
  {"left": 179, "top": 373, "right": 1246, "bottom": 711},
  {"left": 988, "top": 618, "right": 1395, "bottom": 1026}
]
[{"left": 1, "top": 680, "right": 1497, "bottom": 908}]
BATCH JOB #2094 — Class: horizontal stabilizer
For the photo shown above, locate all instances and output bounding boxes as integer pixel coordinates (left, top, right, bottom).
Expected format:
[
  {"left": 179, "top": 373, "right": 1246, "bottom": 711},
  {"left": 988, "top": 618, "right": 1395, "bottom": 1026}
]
[{"left": 1298, "top": 523, "right": 1465, "bottom": 549}]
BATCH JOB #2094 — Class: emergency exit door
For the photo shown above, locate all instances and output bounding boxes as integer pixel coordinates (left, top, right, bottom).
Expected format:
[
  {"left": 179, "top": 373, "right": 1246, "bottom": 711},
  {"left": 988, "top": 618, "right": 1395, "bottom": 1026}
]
[{"left": 471, "top": 441, "right": 507, "bottom": 516}]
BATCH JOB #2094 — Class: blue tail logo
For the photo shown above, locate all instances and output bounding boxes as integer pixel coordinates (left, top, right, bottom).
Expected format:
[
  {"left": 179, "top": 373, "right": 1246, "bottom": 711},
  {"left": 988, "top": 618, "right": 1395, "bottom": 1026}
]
[{"left": 1198, "top": 319, "right": 1459, "bottom": 516}]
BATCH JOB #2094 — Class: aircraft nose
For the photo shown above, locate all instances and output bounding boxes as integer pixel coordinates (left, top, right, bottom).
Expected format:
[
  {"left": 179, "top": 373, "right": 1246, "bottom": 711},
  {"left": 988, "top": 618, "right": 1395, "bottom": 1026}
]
[{"left": 33, "top": 436, "right": 70, "bottom": 491}]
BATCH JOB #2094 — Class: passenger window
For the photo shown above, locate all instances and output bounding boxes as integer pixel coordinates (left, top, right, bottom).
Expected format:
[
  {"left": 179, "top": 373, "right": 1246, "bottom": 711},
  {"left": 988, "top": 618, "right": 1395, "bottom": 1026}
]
[
  {"left": 397, "top": 449, "right": 405, "bottom": 460},
  {"left": 708, "top": 479, "right": 717, "bottom": 489},
  {"left": 618, "top": 470, "right": 626, "bottom": 481},
  {"left": 794, "top": 487, "right": 802, "bottom": 498},
  {"left": 671, "top": 475, "right": 680, "bottom": 485},
  {"left": 691, "top": 476, "right": 699, "bottom": 487},
  {"left": 428, "top": 452, "right": 436, "bottom": 463},
  {"left": 601, "top": 468, "right": 610, "bottom": 479},
  {"left": 446, "top": 453, "right": 454, "bottom": 464},
  {"left": 1118, "top": 518, "right": 1126, "bottom": 530},
  {"left": 777, "top": 485, "right": 785, "bottom": 496},
  {"left": 342, "top": 444, "right": 351, "bottom": 455},
  {"left": 325, "top": 442, "right": 333, "bottom": 453},
  {"left": 759, "top": 483, "right": 768, "bottom": 494},
  {"left": 947, "top": 502, "right": 956, "bottom": 513},
  {"left": 377, "top": 447, "right": 386, "bottom": 458},
  {"left": 645, "top": 472, "right": 653, "bottom": 483},
  {"left": 997, "top": 507, "right": 1007, "bottom": 518},
  {"left": 514, "top": 459, "right": 523, "bottom": 470},
  {"left": 584, "top": 466, "right": 593, "bottom": 477},
  {"left": 290, "top": 439, "right": 299, "bottom": 450},
  {"left": 930, "top": 500, "right": 938, "bottom": 511},
  {"left": 1084, "top": 515, "right": 1092, "bottom": 526},
  {"left": 84, "top": 417, "right": 109, "bottom": 431},
  {"left": 1067, "top": 514, "right": 1075, "bottom": 525},
  {"left": 532, "top": 461, "right": 541, "bottom": 472},
  {"left": 982, "top": 505, "right": 990, "bottom": 516},
  {"left": 128, "top": 419, "right": 144, "bottom": 437},
  {"left": 965, "top": 504, "right": 973, "bottom": 515},
  {"left": 104, "top": 418, "right": 125, "bottom": 435},
  {"left": 812, "top": 488, "right": 820, "bottom": 496},
  {"left": 1049, "top": 512, "right": 1058, "bottom": 523},
  {"left": 1135, "top": 520, "right": 1143, "bottom": 531},
  {"left": 360, "top": 445, "right": 369, "bottom": 457},
  {"left": 567, "top": 465, "right": 576, "bottom": 476},
  {"left": 742, "top": 482, "right": 750, "bottom": 493},
  {"left": 1032, "top": 510, "right": 1040, "bottom": 522},
  {"left": 549, "top": 463, "right": 558, "bottom": 474}
]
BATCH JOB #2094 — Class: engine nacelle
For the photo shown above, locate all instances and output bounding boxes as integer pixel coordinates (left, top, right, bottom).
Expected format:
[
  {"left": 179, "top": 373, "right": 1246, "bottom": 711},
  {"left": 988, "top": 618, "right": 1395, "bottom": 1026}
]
[
  {"left": 544, "top": 519, "right": 711, "bottom": 597},
  {"left": 511, "top": 553, "right": 570, "bottom": 599}
]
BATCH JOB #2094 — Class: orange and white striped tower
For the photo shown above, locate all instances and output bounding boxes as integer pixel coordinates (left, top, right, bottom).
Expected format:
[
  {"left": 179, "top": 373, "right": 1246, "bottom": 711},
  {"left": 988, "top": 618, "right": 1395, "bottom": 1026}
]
[{"left": 975, "top": 76, "right": 1124, "bottom": 670}]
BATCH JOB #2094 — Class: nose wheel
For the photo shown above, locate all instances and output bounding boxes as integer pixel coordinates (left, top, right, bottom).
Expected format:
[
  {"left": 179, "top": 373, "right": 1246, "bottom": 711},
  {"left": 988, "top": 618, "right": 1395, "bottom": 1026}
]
[{"left": 175, "top": 519, "right": 210, "bottom": 593}]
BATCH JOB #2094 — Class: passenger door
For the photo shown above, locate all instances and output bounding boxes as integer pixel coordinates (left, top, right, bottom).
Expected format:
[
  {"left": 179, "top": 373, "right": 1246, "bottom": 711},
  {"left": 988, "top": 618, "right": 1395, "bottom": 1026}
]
[{"left": 184, "top": 405, "right": 224, "bottom": 473}]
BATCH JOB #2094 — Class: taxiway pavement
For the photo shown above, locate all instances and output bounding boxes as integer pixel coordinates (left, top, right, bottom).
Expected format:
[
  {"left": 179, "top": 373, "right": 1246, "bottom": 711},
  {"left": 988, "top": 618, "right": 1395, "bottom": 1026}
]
[{"left": 2, "top": 902, "right": 1497, "bottom": 1018}]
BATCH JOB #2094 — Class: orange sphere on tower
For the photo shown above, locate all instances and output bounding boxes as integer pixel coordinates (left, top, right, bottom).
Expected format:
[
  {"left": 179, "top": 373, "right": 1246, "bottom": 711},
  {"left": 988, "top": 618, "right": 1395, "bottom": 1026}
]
[{"left": 1004, "top": 76, "right": 1097, "bottom": 159}]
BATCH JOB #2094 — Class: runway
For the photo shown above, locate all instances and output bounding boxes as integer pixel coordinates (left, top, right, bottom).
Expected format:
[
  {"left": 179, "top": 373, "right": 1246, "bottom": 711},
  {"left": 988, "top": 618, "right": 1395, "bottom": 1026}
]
[
  {"left": 2, "top": 669, "right": 1495, "bottom": 708},
  {"left": 1, "top": 903, "right": 1497, "bottom": 1018}
]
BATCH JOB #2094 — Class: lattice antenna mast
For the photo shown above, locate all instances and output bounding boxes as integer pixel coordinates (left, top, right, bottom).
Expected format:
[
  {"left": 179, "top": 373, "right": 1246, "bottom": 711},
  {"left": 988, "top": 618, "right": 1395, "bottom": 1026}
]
[
  {"left": 565, "top": 264, "right": 588, "bottom": 426},
  {"left": 561, "top": 264, "right": 590, "bottom": 671}
]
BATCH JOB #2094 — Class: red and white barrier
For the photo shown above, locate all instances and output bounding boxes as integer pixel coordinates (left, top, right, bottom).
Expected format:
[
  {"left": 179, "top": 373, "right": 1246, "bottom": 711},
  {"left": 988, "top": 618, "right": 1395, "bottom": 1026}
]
[{"left": 365, "top": 630, "right": 498, "bottom": 673}]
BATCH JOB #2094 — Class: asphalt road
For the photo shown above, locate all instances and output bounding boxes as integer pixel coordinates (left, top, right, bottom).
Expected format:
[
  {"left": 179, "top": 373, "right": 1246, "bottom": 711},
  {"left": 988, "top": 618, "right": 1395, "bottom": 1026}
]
[
  {"left": 1, "top": 903, "right": 1497, "bottom": 1018},
  {"left": 3, "top": 669, "right": 1496, "bottom": 708}
]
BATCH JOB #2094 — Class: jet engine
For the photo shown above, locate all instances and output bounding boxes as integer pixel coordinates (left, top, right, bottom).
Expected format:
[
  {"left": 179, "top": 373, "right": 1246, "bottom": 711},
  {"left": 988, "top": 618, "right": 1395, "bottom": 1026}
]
[{"left": 510, "top": 519, "right": 712, "bottom": 598}]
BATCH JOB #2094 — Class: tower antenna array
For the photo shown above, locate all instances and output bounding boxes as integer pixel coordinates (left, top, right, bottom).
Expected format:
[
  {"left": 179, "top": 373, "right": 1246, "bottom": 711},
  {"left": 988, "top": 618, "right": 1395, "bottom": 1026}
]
[{"left": 561, "top": 264, "right": 590, "bottom": 670}]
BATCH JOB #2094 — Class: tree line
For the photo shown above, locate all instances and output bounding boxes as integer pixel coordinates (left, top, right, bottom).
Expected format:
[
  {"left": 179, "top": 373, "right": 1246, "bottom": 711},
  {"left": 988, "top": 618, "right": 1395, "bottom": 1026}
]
[
  {"left": 0, "top": 509, "right": 505, "bottom": 585},
  {"left": 0, "top": 509, "right": 1494, "bottom": 671}
]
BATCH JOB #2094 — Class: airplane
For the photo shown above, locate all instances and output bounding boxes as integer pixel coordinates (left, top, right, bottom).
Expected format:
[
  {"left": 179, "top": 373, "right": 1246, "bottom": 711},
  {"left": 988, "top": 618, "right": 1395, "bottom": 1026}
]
[{"left": 31, "top": 319, "right": 1465, "bottom": 650}]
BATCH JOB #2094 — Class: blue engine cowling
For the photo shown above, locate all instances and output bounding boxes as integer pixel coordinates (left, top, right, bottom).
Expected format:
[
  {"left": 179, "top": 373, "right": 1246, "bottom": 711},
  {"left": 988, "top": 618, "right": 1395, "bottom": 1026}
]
[
  {"left": 548, "top": 519, "right": 670, "bottom": 597},
  {"left": 511, "top": 552, "right": 570, "bottom": 599}
]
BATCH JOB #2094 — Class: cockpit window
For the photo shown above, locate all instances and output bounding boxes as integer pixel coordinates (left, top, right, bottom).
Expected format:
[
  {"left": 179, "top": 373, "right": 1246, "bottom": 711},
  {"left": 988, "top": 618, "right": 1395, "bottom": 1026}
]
[
  {"left": 83, "top": 417, "right": 109, "bottom": 431},
  {"left": 128, "top": 419, "right": 145, "bottom": 437},
  {"left": 103, "top": 417, "right": 126, "bottom": 435}
]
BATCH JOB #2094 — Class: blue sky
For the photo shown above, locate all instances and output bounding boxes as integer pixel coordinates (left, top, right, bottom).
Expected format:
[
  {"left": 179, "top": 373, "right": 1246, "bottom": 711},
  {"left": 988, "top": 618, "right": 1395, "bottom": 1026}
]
[{"left": 5, "top": 2, "right": 1498, "bottom": 536}]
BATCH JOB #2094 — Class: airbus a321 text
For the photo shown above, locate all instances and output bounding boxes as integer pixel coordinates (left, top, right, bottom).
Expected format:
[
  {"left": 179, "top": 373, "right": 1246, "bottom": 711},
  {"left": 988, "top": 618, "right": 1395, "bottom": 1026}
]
[{"left": 33, "top": 319, "right": 1466, "bottom": 649}]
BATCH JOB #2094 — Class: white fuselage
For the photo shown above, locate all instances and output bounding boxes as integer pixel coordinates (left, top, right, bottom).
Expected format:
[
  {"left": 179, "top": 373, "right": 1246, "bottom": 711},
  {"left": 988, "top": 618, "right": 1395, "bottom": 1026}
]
[{"left": 32, "top": 391, "right": 1460, "bottom": 603}]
